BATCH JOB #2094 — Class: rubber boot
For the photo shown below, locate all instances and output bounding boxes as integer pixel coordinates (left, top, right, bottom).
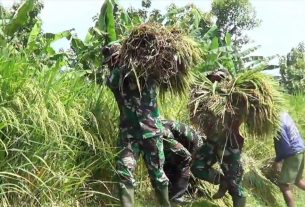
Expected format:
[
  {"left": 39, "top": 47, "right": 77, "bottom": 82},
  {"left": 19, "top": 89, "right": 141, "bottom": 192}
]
[
  {"left": 232, "top": 195, "right": 246, "bottom": 207},
  {"left": 119, "top": 185, "right": 134, "bottom": 207},
  {"left": 155, "top": 185, "right": 171, "bottom": 207},
  {"left": 171, "top": 194, "right": 192, "bottom": 206},
  {"left": 212, "top": 178, "right": 228, "bottom": 199},
  {"left": 170, "top": 176, "right": 189, "bottom": 200}
]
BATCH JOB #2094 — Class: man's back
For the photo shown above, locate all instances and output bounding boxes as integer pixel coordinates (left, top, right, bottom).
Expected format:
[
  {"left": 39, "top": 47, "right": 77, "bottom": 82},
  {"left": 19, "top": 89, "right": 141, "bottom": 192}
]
[
  {"left": 107, "top": 67, "right": 163, "bottom": 138},
  {"left": 274, "top": 112, "right": 305, "bottom": 161}
]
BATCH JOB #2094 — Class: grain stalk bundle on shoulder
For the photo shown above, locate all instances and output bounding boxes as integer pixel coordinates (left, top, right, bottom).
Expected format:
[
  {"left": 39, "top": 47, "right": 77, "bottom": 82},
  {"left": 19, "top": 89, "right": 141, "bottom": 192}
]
[
  {"left": 189, "top": 70, "right": 284, "bottom": 138},
  {"left": 118, "top": 23, "right": 202, "bottom": 95}
]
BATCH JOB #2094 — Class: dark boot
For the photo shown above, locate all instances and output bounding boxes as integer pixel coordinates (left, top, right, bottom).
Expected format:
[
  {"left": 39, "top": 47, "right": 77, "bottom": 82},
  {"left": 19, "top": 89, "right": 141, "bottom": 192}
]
[
  {"left": 119, "top": 185, "right": 134, "bottom": 207},
  {"left": 155, "top": 185, "right": 171, "bottom": 207},
  {"left": 171, "top": 194, "right": 192, "bottom": 206},
  {"left": 212, "top": 178, "right": 228, "bottom": 199},
  {"left": 170, "top": 176, "right": 189, "bottom": 200},
  {"left": 232, "top": 195, "right": 246, "bottom": 207}
]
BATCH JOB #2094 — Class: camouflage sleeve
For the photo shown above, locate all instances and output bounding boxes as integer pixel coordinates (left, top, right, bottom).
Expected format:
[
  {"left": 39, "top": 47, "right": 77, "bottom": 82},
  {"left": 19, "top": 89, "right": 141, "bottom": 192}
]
[
  {"left": 162, "top": 120, "right": 205, "bottom": 150},
  {"left": 163, "top": 135, "right": 192, "bottom": 163},
  {"left": 107, "top": 67, "right": 120, "bottom": 89}
]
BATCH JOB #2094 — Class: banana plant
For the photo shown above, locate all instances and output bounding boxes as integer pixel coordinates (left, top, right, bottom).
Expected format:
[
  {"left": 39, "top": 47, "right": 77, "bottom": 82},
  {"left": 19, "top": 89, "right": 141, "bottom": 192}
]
[
  {"left": 196, "top": 32, "right": 278, "bottom": 76},
  {"left": 280, "top": 42, "right": 305, "bottom": 94},
  {"left": 0, "top": 0, "right": 74, "bottom": 70},
  {"left": 3, "top": 0, "right": 35, "bottom": 37},
  {"left": 96, "top": 0, "right": 118, "bottom": 43},
  {"left": 25, "top": 19, "right": 73, "bottom": 68},
  {"left": 69, "top": 0, "right": 123, "bottom": 84},
  {"left": 1, "top": 0, "right": 42, "bottom": 49}
]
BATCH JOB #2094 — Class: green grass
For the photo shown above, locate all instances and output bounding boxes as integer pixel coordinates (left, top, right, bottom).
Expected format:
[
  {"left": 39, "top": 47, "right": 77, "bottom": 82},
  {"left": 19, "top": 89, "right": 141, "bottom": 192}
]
[
  {"left": 0, "top": 47, "right": 305, "bottom": 206},
  {"left": 0, "top": 47, "right": 119, "bottom": 206}
]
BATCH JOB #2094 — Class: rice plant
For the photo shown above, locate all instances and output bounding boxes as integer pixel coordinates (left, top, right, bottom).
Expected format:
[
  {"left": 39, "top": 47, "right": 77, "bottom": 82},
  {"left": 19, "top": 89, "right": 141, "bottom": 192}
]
[{"left": 0, "top": 47, "right": 120, "bottom": 206}]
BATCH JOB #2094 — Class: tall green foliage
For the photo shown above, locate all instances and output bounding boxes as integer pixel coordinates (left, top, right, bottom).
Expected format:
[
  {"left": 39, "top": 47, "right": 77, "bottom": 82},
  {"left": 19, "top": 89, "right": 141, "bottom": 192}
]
[
  {"left": 0, "top": 1, "right": 294, "bottom": 206},
  {"left": 0, "top": 46, "right": 121, "bottom": 206},
  {"left": 211, "top": 0, "right": 261, "bottom": 48},
  {"left": 280, "top": 42, "right": 305, "bottom": 94}
]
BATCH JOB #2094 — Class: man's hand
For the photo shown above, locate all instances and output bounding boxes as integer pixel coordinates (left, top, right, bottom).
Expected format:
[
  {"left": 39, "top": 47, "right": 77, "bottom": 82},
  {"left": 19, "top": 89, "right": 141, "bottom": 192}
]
[{"left": 273, "top": 160, "right": 283, "bottom": 173}]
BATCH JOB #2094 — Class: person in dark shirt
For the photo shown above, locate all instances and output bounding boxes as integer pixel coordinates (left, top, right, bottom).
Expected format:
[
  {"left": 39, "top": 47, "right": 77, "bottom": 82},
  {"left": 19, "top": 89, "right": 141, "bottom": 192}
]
[{"left": 274, "top": 112, "right": 305, "bottom": 207}]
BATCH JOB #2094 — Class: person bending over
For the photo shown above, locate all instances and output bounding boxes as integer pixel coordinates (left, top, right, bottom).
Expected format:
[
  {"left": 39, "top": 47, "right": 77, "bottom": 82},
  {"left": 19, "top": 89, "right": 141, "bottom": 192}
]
[{"left": 274, "top": 112, "right": 305, "bottom": 207}]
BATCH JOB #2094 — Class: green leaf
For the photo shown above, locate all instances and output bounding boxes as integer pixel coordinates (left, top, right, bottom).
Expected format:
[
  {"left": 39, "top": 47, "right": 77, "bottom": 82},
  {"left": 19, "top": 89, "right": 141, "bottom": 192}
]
[
  {"left": 43, "top": 30, "right": 73, "bottom": 44},
  {"left": 192, "top": 8, "right": 201, "bottom": 29},
  {"left": 264, "top": 65, "right": 279, "bottom": 70},
  {"left": 225, "top": 33, "right": 232, "bottom": 46},
  {"left": 120, "top": 9, "right": 132, "bottom": 27},
  {"left": 0, "top": 29, "right": 6, "bottom": 47},
  {"left": 96, "top": 2, "right": 107, "bottom": 31},
  {"left": 210, "top": 37, "right": 219, "bottom": 50},
  {"left": 106, "top": 1, "right": 117, "bottom": 42},
  {"left": 26, "top": 19, "right": 42, "bottom": 51},
  {"left": 202, "top": 26, "right": 218, "bottom": 40},
  {"left": 96, "top": 0, "right": 117, "bottom": 44},
  {"left": 4, "top": 0, "right": 35, "bottom": 36},
  {"left": 71, "top": 38, "right": 86, "bottom": 53}
]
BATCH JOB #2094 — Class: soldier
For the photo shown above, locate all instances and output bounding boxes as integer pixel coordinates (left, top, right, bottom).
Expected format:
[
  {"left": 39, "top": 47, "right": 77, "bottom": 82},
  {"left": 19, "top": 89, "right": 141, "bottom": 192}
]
[
  {"left": 102, "top": 43, "right": 171, "bottom": 207},
  {"left": 190, "top": 69, "right": 246, "bottom": 207},
  {"left": 162, "top": 120, "right": 204, "bottom": 204}
]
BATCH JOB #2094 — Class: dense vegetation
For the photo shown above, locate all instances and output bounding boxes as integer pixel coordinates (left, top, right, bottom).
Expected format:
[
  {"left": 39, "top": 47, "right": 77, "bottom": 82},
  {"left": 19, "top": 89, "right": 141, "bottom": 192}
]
[{"left": 0, "top": 0, "right": 304, "bottom": 206}]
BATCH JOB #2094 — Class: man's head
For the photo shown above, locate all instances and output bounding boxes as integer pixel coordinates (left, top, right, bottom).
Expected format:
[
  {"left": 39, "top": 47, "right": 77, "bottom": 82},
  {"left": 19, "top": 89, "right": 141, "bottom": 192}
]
[
  {"left": 101, "top": 43, "right": 121, "bottom": 67},
  {"left": 206, "top": 69, "right": 231, "bottom": 83}
]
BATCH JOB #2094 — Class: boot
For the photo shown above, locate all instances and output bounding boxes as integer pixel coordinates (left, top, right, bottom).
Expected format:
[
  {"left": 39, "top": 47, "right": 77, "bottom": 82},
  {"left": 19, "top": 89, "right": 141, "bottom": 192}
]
[
  {"left": 232, "top": 195, "right": 246, "bottom": 207},
  {"left": 170, "top": 176, "right": 189, "bottom": 200},
  {"left": 119, "top": 185, "right": 134, "bottom": 207},
  {"left": 171, "top": 194, "right": 192, "bottom": 205},
  {"left": 212, "top": 178, "right": 228, "bottom": 199},
  {"left": 155, "top": 185, "right": 171, "bottom": 207}
]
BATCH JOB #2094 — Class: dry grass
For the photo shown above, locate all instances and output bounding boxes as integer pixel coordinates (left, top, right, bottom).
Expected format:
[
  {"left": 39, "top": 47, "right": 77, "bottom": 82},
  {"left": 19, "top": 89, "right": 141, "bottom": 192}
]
[
  {"left": 119, "top": 23, "right": 201, "bottom": 95},
  {"left": 189, "top": 70, "right": 284, "bottom": 138}
]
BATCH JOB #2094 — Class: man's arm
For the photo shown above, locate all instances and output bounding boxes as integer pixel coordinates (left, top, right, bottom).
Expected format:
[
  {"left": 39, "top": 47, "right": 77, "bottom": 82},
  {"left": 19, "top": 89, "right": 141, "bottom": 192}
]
[
  {"left": 273, "top": 129, "right": 284, "bottom": 162},
  {"left": 273, "top": 159, "right": 283, "bottom": 173},
  {"left": 162, "top": 120, "right": 204, "bottom": 150}
]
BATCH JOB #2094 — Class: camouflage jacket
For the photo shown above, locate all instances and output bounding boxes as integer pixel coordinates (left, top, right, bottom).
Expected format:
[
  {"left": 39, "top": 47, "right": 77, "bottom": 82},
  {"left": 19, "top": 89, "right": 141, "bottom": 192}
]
[
  {"left": 162, "top": 120, "right": 204, "bottom": 154},
  {"left": 107, "top": 67, "right": 164, "bottom": 138},
  {"left": 208, "top": 120, "right": 245, "bottom": 151}
]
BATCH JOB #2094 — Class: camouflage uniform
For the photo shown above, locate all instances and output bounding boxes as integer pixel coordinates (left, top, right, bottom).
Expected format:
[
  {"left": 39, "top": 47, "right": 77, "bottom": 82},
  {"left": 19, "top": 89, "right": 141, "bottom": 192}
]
[
  {"left": 162, "top": 120, "right": 204, "bottom": 200},
  {"left": 190, "top": 69, "right": 246, "bottom": 207},
  {"left": 191, "top": 130, "right": 246, "bottom": 201},
  {"left": 108, "top": 67, "right": 170, "bottom": 207}
]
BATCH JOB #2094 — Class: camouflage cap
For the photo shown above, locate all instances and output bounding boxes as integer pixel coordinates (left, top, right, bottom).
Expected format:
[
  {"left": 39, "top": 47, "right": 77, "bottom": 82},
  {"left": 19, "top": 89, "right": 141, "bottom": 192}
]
[
  {"left": 207, "top": 68, "right": 231, "bottom": 82},
  {"left": 102, "top": 43, "right": 121, "bottom": 64}
]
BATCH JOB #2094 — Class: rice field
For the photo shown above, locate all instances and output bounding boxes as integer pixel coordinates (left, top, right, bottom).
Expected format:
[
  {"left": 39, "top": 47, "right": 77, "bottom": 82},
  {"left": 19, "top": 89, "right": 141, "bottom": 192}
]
[
  {"left": 1, "top": 0, "right": 305, "bottom": 206},
  {"left": 0, "top": 48, "right": 303, "bottom": 206}
]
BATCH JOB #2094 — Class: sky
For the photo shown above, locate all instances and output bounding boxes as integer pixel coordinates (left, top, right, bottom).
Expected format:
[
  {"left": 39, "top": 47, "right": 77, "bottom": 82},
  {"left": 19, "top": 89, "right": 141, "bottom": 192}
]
[{"left": 1, "top": 0, "right": 305, "bottom": 73}]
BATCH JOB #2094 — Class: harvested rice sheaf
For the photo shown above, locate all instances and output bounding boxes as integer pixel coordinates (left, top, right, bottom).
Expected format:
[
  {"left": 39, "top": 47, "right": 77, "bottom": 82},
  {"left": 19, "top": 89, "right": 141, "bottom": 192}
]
[
  {"left": 119, "top": 23, "right": 201, "bottom": 94},
  {"left": 189, "top": 70, "right": 284, "bottom": 138}
]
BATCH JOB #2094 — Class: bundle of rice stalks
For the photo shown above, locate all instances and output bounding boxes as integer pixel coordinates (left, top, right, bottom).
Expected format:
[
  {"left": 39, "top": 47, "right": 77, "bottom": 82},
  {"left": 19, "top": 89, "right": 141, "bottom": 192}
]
[
  {"left": 119, "top": 23, "right": 201, "bottom": 95},
  {"left": 189, "top": 70, "right": 284, "bottom": 138},
  {"left": 242, "top": 155, "right": 283, "bottom": 207}
]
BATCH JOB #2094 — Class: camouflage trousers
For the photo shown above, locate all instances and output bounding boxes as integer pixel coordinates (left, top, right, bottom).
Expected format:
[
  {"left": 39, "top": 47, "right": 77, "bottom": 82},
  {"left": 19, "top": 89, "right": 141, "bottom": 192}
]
[
  {"left": 191, "top": 141, "right": 245, "bottom": 197},
  {"left": 163, "top": 138, "right": 192, "bottom": 199},
  {"left": 116, "top": 130, "right": 169, "bottom": 190}
]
